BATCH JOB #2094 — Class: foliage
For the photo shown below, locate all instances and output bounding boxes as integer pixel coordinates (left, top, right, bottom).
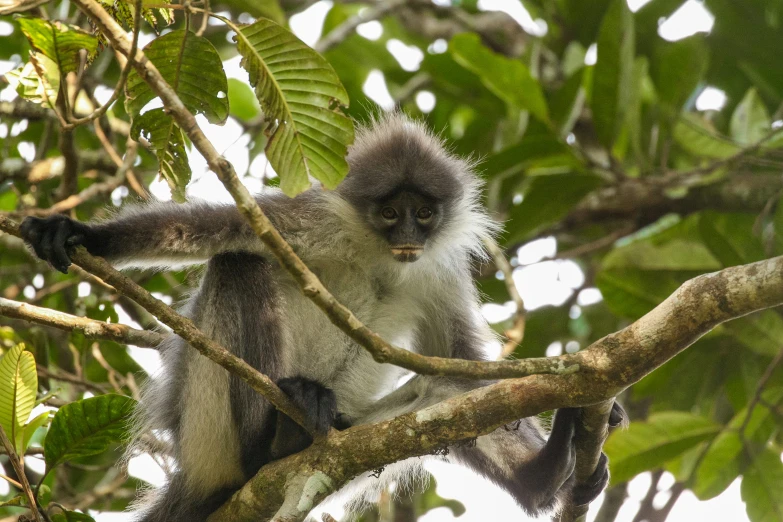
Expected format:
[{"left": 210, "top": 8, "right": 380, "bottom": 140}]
[{"left": 1, "top": 0, "right": 783, "bottom": 520}]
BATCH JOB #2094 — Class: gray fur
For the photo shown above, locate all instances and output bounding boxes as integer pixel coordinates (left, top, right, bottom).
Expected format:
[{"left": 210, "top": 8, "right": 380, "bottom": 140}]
[{"left": 32, "top": 114, "right": 588, "bottom": 520}]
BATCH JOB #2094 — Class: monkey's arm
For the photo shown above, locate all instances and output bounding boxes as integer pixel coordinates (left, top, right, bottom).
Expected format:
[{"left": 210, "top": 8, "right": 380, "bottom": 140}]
[{"left": 19, "top": 192, "right": 320, "bottom": 272}]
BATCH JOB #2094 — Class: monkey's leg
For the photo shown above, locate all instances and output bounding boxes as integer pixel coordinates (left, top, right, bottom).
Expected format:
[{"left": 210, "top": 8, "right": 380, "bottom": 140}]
[
  {"left": 136, "top": 253, "right": 286, "bottom": 522},
  {"left": 454, "top": 403, "right": 625, "bottom": 515}
]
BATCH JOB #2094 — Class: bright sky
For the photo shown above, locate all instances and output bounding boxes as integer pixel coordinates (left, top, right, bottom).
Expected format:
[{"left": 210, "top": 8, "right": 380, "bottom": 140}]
[{"left": 0, "top": 0, "right": 753, "bottom": 520}]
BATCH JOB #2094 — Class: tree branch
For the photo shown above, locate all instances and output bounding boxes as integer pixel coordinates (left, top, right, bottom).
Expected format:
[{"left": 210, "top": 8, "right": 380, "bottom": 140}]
[
  {"left": 0, "top": 425, "right": 42, "bottom": 522},
  {"left": 0, "top": 297, "right": 165, "bottom": 348},
  {"left": 212, "top": 255, "right": 783, "bottom": 521},
  {"left": 315, "top": 0, "right": 408, "bottom": 53}
]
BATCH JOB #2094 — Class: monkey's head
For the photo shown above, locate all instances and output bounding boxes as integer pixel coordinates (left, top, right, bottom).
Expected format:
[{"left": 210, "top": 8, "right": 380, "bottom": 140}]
[{"left": 337, "top": 113, "right": 496, "bottom": 264}]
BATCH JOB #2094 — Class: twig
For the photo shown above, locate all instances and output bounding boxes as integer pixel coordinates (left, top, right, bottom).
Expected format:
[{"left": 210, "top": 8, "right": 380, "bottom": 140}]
[
  {"left": 37, "top": 366, "right": 109, "bottom": 395},
  {"left": 0, "top": 425, "right": 43, "bottom": 522},
  {"left": 315, "top": 0, "right": 408, "bottom": 53},
  {"left": 0, "top": 473, "right": 23, "bottom": 489},
  {"left": 0, "top": 297, "right": 165, "bottom": 348},
  {"left": 60, "top": 0, "right": 141, "bottom": 130},
  {"left": 195, "top": 0, "right": 209, "bottom": 37},
  {"left": 483, "top": 238, "right": 526, "bottom": 357}
]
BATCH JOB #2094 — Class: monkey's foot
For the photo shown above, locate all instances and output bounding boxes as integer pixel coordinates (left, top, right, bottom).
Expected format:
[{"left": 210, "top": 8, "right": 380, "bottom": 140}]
[
  {"left": 277, "top": 377, "right": 337, "bottom": 435},
  {"left": 572, "top": 453, "right": 609, "bottom": 506}
]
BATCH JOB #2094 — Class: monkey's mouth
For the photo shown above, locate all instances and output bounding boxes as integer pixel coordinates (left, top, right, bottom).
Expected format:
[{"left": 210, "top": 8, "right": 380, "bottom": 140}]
[{"left": 390, "top": 245, "right": 423, "bottom": 262}]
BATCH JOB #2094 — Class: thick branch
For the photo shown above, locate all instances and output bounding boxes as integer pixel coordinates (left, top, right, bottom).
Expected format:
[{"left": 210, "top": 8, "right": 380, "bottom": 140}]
[
  {"left": 0, "top": 297, "right": 164, "bottom": 348},
  {"left": 562, "top": 173, "right": 783, "bottom": 231},
  {"left": 212, "top": 255, "right": 783, "bottom": 521},
  {"left": 0, "top": 216, "right": 314, "bottom": 435}
]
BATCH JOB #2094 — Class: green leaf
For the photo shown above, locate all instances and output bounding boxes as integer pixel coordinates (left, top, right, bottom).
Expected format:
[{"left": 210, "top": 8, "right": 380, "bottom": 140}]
[
  {"left": 227, "top": 78, "right": 260, "bottom": 122},
  {"left": 232, "top": 18, "right": 354, "bottom": 196},
  {"left": 0, "top": 343, "right": 38, "bottom": 454},
  {"left": 597, "top": 268, "right": 704, "bottom": 319},
  {"left": 723, "top": 310, "right": 783, "bottom": 357},
  {"left": 17, "top": 18, "right": 99, "bottom": 75},
  {"left": 597, "top": 215, "right": 721, "bottom": 317},
  {"left": 126, "top": 29, "right": 229, "bottom": 201},
  {"left": 741, "top": 448, "right": 783, "bottom": 522},
  {"left": 650, "top": 36, "right": 709, "bottom": 111},
  {"left": 698, "top": 212, "right": 765, "bottom": 267},
  {"left": 5, "top": 54, "right": 60, "bottom": 108},
  {"left": 604, "top": 412, "right": 721, "bottom": 485},
  {"left": 450, "top": 33, "right": 549, "bottom": 123},
  {"left": 51, "top": 511, "right": 96, "bottom": 522},
  {"left": 44, "top": 394, "right": 136, "bottom": 471},
  {"left": 130, "top": 109, "right": 190, "bottom": 203},
  {"left": 0, "top": 191, "right": 18, "bottom": 211},
  {"left": 774, "top": 193, "right": 783, "bottom": 256},
  {"left": 126, "top": 30, "right": 228, "bottom": 124},
  {"left": 21, "top": 410, "right": 50, "bottom": 454},
  {"left": 591, "top": 0, "right": 635, "bottom": 149},
  {"left": 692, "top": 431, "right": 743, "bottom": 499},
  {"left": 504, "top": 173, "right": 602, "bottom": 245},
  {"left": 0, "top": 495, "right": 26, "bottom": 508},
  {"left": 674, "top": 114, "right": 742, "bottom": 159},
  {"left": 694, "top": 388, "right": 783, "bottom": 499},
  {"left": 481, "top": 134, "right": 580, "bottom": 181},
  {"left": 730, "top": 88, "right": 771, "bottom": 145}
]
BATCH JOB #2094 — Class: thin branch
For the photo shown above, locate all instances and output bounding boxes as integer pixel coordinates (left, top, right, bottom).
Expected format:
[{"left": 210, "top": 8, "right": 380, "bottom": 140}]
[
  {"left": 213, "top": 255, "right": 783, "bottom": 521},
  {"left": 0, "top": 297, "right": 165, "bottom": 348},
  {"left": 60, "top": 0, "right": 141, "bottom": 130},
  {"left": 0, "top": 425, "right": 42, "bottom": 522},
  {"left": 0, "top": 215, "right": 315, "bottom": 436},
  {"left": 484, "top": 238, "right": 526, "bottom": 357},
  {"left": 37, "top": 366, "right": 109, "bottom": 395},
  {"left": 315, "top": 0, "right": 408, "bottom": 53}
]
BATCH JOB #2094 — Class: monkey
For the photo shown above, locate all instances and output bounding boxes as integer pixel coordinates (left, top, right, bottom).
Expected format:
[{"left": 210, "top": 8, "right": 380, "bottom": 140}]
[{"left": 20, "top": 114, "right": 625, "bottom": 521}]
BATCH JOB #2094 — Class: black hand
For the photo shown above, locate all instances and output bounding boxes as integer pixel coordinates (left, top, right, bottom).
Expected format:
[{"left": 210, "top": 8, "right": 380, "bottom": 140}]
[
  {"left": 270, "top": 377, "right": 337, "bottom": 460},
  {"left": 19, "top": 215, "right": 91, "bottom": 274},
  {"left": 572, "top": 452, "right": 610, "bottom": 506}
]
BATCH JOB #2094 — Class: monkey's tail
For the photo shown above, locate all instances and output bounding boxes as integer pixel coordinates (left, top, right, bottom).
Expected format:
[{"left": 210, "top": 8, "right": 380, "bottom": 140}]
[{"left": 132, "top": 473, "right": 235, "bottom": 522}]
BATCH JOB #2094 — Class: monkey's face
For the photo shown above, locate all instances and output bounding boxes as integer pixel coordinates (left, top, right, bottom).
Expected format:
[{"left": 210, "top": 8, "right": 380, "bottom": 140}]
[{"left": 366, "top": 191, "right": 443, "bottom": 263}]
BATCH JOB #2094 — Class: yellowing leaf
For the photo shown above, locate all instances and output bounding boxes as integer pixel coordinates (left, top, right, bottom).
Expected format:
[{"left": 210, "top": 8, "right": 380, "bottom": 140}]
[{"left": 0, "top": 344, "right": 38, "bottom": 454}]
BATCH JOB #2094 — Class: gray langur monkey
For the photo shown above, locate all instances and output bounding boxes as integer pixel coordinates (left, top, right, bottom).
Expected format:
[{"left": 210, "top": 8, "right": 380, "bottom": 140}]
[{"left": 20, "top": 114, "right": 624, "bottom": 521}]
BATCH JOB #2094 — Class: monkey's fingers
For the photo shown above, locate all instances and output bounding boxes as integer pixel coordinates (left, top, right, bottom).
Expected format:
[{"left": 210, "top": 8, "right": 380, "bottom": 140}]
[
  {"left": 571, "top": 453, "right": 609, "bottom": 506},
  {"left": 52, "top": 219, "right": 75, "bottom": 273}
]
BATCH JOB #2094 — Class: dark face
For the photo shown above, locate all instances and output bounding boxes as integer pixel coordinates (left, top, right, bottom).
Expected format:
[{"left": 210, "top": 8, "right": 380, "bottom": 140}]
[{"left": 365, "top": 190, "right": 443, "bottom": 262}]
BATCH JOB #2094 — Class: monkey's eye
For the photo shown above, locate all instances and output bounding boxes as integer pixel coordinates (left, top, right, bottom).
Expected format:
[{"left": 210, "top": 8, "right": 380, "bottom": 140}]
[
  {"left": 381, "top": 207, "right": 398, "bottom": 220},
  {"left": 417, "top": 207, "right": 433, "bottom": 220}
]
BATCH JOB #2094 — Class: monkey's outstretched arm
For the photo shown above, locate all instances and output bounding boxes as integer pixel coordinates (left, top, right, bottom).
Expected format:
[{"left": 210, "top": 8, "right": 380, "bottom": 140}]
[{"left": 19, "top": 193, "right": 319, "bottom": 271}]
